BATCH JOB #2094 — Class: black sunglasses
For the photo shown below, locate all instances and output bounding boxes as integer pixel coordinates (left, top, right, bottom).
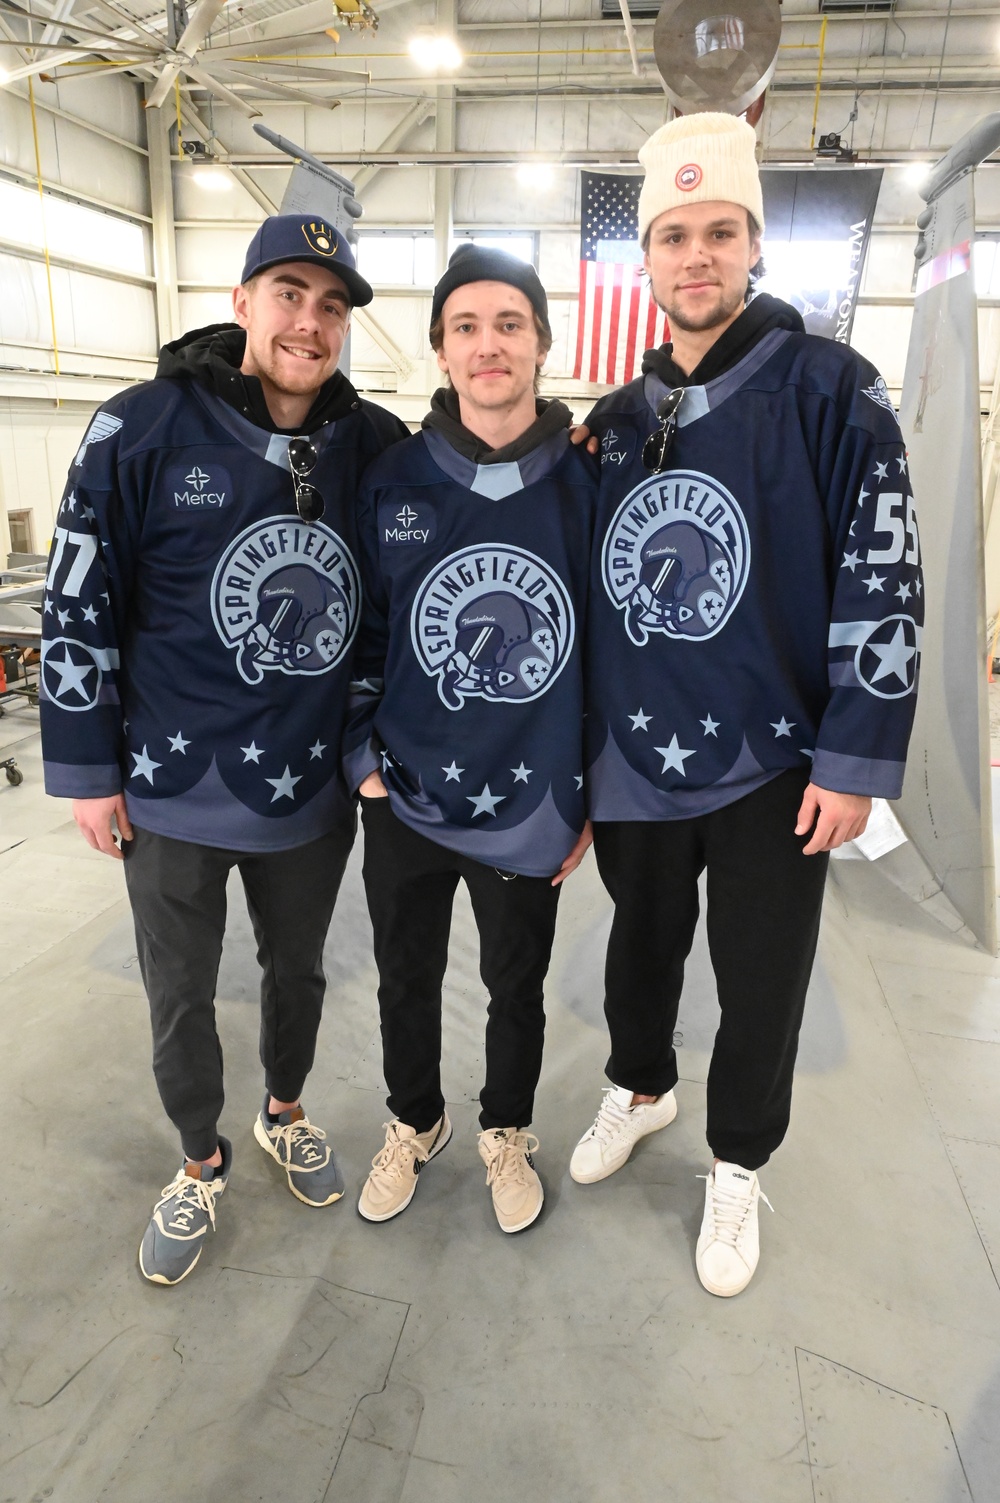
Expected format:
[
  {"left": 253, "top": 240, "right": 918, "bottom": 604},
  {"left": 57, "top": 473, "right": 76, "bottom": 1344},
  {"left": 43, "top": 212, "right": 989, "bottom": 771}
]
[
  {"left": 642, "top": 387, "right": 686, "bottom": 474},
  {"left": 287, "top": 437, "right": 325, "bottom": 523}
]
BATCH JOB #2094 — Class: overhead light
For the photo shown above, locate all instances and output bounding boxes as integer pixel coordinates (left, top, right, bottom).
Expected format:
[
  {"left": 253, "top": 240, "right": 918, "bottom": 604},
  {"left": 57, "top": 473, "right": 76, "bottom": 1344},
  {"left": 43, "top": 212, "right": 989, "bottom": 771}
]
[
  {"left": 905, "top": 161, "right": 932, "bottom": 186},
  {"left": 408, "top": 34, "right": 462, "bottom": 71},
  {"left": 0, "top": 66, "right": 10, "bottom": 85},
  {"left": 193, "top": 166, "right": 233, "bottom": 192},
  {"left": 517, "top": 163, "right": 556, "bottom": 189}
]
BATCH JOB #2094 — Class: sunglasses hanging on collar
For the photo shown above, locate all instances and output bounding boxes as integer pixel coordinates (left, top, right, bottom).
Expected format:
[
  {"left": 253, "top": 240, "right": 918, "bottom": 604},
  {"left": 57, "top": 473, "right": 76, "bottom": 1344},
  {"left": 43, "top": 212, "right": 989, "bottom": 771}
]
[{"left": 641, "top": 387, "right": 686, "bottom": 475}]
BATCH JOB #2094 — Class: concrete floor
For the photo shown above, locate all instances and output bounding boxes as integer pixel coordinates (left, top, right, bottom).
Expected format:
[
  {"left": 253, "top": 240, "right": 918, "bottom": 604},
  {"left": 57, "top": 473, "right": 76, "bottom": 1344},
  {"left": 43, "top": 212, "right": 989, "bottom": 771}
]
[{"left": 2, "top": 695, "right": 999, "bottom": 1503}]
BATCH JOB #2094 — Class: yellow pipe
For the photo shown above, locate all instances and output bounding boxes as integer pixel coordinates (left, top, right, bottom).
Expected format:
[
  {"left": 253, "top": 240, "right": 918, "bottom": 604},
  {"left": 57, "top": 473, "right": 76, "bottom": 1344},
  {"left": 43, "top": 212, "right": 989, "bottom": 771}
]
[
  {"left": 27, "top": 76, "right": 61, "bottom": 387},
  {"left": 809, "top": 16, "right": 829, "bottom": 152}
]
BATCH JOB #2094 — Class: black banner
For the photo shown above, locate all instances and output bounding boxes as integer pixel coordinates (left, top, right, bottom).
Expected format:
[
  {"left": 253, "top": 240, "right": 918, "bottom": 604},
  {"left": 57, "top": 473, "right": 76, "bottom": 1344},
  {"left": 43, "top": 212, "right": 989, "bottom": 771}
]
[{"left": 759, "top": 168, "right": 883, "bottom": 342}]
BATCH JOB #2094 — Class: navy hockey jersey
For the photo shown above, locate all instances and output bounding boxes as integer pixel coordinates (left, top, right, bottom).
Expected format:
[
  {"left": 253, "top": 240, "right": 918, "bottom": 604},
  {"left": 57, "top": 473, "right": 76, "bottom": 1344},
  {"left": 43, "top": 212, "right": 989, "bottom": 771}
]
[
  {"left": 585, "top": 328, "right": 923, "bottom": 821},
  {"left": 344, "top": 425, "right": 597, "bottom": 878},
  {"left": 40, "top": 352, "right": 407, "bottom": 852}
]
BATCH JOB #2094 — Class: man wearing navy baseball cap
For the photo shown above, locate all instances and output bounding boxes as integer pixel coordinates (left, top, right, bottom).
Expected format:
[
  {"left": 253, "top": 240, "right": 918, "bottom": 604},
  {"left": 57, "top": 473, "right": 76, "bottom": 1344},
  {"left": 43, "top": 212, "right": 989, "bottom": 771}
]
[{"left": 39, "top": 213, "right": 407, "bottom": 1285}]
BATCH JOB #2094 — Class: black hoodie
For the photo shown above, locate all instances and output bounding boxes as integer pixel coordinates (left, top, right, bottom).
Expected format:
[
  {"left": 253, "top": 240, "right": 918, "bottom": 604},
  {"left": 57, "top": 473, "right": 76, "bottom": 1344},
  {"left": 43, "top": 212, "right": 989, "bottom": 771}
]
[
  {"left": 640, "top": 293, "right": 805, "bottom": 389},
  {"left": 156, "top": 322, "right": 362, "bottom": 434},
  {"left": 421, "top": 386, "right": 574, "bottom": 465}
]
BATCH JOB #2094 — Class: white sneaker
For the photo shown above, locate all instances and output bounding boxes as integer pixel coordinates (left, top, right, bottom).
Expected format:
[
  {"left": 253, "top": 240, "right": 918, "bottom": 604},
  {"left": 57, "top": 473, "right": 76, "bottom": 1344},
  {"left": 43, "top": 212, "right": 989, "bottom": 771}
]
[
  {"left": 478, "top": 1128, "right": 544, "bottom": 1233},
  {"left": 569, "top": 1085, "right": 678, "bottom": 1184},
  {"left": 358, "top": 1113, "right": 452, "bottom": 1223},
  {"left": 695, "top": 1161, "right": 773, "bottom": 1297}
]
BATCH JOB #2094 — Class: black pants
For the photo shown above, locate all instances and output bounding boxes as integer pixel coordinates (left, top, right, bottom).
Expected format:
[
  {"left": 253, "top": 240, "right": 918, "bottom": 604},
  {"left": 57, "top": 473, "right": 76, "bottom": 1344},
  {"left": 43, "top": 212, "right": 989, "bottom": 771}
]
[
  {"left": 123, "top": 822, "right": 354, "bottom": 1161},
  {"left": 360, "top": 798, "right": 562, "bottom": 1133},
  {"left": 592, "top": 770, "right": 830, "bottom": 1171}
]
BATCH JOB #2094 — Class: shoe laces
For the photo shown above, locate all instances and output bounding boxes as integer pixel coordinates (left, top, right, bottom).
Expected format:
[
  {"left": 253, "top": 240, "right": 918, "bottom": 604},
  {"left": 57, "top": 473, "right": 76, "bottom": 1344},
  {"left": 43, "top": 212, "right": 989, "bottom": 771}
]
[
  {"left": 587, "top": 1087, "right": 634, "bottom": 1145},
  {"left": 698, "top": 1172, "right": 773, "bottom": 1246},
  {"left": 269, "top": 1117, "right": 327, "bottom": 1168},
  {"left": 371, "top": 1122, "right": 426, "bottom": 1182},
  {"left": 482, "top": 1130, "right": 539, "bottom": 1187},
  {"left": 156, "top": 1169, "right": 220, "bottom": 1234}
]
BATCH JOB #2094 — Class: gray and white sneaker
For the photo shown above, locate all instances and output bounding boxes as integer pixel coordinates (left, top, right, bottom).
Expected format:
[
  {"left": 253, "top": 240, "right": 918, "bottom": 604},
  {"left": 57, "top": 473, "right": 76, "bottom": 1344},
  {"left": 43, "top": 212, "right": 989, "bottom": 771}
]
[
  {"left": 253, "top": 1099, "right": 345, "bottom": 1207},
  {"left": 695, "top": 1160, "right": 774, "bottom": 1297},
  {"left": 138, "top": 1137, "right": 232, "bottom": 1286},
  {"left": 569, "top": 1085, "right": 677, "bottom": 1184}
]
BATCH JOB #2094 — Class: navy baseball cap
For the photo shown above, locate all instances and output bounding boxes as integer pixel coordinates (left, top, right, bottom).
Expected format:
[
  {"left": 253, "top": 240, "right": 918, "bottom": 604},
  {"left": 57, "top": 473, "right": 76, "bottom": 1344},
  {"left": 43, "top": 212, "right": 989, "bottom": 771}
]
[{"left": 240, "top": 214, "right": 373, "bottom": 307}]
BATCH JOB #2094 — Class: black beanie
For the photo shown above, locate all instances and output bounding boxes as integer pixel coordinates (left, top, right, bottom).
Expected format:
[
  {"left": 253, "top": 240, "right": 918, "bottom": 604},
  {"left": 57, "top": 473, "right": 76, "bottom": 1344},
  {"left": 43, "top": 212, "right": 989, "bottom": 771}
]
[{"left": 430, "top": 245, "right": 550, "bottom": 339}]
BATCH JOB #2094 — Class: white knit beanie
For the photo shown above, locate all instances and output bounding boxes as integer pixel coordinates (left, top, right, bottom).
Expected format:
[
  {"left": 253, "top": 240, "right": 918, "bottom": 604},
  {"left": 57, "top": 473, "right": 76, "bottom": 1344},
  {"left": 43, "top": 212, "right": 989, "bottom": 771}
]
[{"left": 637, "top": 113, "right": 764, "bottom": 247}]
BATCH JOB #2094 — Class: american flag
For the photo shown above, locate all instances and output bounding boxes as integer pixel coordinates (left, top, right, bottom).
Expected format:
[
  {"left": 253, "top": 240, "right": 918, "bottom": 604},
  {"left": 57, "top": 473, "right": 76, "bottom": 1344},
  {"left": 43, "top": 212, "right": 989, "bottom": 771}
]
[{"left": 574, "top": 171, "right": 670, "bottom": 386}]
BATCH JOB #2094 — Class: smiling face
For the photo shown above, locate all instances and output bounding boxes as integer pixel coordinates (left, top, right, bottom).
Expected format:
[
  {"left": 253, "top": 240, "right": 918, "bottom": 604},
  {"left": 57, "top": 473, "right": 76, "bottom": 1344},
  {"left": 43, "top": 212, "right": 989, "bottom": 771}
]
[
  {"left": 233, "top": 261, "right": 351, "bottom": 405},
  {"left": 435, "top": 280, "right": 545, "bottom": 434},
  {"left": 644, "top": 200, "right": 761, "bottom": 336}
]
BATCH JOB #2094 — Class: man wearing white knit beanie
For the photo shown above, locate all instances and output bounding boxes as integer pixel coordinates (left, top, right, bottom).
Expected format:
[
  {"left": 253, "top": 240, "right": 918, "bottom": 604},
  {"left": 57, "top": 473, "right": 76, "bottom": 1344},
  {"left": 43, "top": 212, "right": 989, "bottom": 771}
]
[{"left": 573, "top": 113, "right": 923, "bottom": 1297}]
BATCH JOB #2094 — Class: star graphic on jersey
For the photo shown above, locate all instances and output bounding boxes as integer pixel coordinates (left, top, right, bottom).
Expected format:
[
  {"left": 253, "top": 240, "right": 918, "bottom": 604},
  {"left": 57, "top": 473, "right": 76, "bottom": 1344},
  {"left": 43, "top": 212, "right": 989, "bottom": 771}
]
[
  {"left": 857, "top": 487, "right": 869, "bottom": 509},
  {"left": 867, "top": 622, "right": 916, "bottom": 686},
  {"left": 83, "top": 505, "right": 96, "bottom": 522},
  {"left": 841, "top": 551, "right": 861, "bottom": 573},
  {"left": 915, "top": 576, "right": 922, "bottom": 596},
  {"left": 442, "top": 761, "right": 464, "bottom": 782},
  {"left": 654, "top": 736, "right": 696, "bottom": 776},
  {"left": 131, "top": 745, "right": 162, "bottom": 784},
  {"left": 522, "top": 660, "right": 547, "bottom": 688},
  {"left": 100, "top": 592, "right": 110, "bottom": 603},
  {"left": 168, "top": 731, "right": 190, "bottom": 754},
  {"left": 873, "top": 461, "right": 889, "bottom": 480},
  {"left": 863, "top": 573, "right": 886, "bottom": 594},
  {"left": 64, "top": 491, "right": 77, "bottom": 513},
  {"left": 511, "top": 763, "right": 532, "bottom": 783},
  {"left": 315, "top": 629, "right": 339, "bottom": 655},
  {"left": 309, "top": 740, "right": 326, "bottom": 760},
  {"left": 467, "top": 783, "right": 506, "bottom": 818},
  {"left": 895, "top": 580, "right": 912, "bottom": 602},
  {"left": 897, "top": 454, "right": 908, "bottom": 473},
  {"left": 700, "top": 714, "right": 719, "bottom": 737},
  {"left": 629, "top": 708, "right": 652, "bottom": 732},
  {"left": 57, "top": 608, "right": 72, "bottom": 627},
  {"left": 848, "top": 521, "right": 857, "bottom": 536},
  {"left": 381, "top": 749, "right": 393, "bottom": 772},
  {"left": 81, "top": 604, "right": 99, "bottom": 624},
  {"left": 266, "top": 765, "right": 302, "bottom": 802},
  {"left": 575, "top": 774, "right": 584, "bottom": 790},
  {"left": 241, "top": 741, "right": 264, "bottom": 764},
  {"left": 43, "top": 598, "right": 53, "bottom": 614},
  {"left": 771, "top": 717, "right": 796, "bottom": 738},
  {"left": 46, "top": 645, "right": 96, "bottom": 701}
]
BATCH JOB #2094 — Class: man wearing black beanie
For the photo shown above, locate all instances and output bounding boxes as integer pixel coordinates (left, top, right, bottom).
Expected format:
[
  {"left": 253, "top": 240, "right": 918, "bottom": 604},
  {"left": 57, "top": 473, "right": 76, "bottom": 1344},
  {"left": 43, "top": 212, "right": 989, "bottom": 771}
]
[{"left": 343, "top": 246, "right": 597, "bottom": 1234}]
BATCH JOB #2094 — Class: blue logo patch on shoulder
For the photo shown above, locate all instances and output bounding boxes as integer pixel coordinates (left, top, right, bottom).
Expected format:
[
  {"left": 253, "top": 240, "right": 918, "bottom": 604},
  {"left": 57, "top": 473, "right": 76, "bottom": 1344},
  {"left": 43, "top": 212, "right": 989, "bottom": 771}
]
[
  {"left": 167, "top": 462, "right": 232, "bottom": 510},
  {"left": 379, "top": 499, "right": 437, "bottom": 547}
]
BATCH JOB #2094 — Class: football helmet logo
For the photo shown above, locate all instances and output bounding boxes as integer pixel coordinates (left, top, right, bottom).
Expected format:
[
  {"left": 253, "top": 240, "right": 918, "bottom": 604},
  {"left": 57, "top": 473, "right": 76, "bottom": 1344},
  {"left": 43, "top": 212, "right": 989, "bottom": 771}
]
[
  {"left": 601, "top": 468, "right": 750, "bottom": 645},
  {"left": 440, "top": 591, "right": 558, "bottom": 710},
  {"left": 410, "top": 544, "right": 574, "bottom": 711},
  {"left": 625, "top": 521, "right": 734, "bottom": 644},
  {"left": 211, "top": 517, "right": 360, "bottom": 685},
  {"left": 237, "top": 564, "right": 351, "bottom": 685}
]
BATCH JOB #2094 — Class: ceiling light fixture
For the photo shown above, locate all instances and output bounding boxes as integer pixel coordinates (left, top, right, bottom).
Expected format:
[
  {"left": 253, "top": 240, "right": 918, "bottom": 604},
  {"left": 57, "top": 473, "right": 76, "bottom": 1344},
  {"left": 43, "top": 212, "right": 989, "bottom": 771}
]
[
  {"left": 408, "top": 34, "right": 462, "bottom": 72},
  {"left": 517, "top": 163, "right": 556, "bottom": 189},
  {"left": 905, "top": 161, "right": 932, "bottom": 186},
  {"left": 193, "top": 166, "right": 234, "bottom": 191}
]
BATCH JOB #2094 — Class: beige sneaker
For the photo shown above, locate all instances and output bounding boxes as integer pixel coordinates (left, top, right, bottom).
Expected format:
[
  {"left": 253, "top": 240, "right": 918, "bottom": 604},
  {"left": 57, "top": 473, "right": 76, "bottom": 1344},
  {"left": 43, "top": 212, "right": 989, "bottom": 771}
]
[
  {"left": 358, "top": 1113, "right": 452, "bottom": 1223},
  {"left": 477, "top": 1127, "right": 544, "bottom": 1234}
]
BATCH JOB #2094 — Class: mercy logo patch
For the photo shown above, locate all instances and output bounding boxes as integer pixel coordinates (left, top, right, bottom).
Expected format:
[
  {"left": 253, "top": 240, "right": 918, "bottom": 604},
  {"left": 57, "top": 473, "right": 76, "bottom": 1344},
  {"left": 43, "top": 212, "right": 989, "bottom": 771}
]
[
  {"left": 602, "top": 469, "right": 750, "bottom": 645},
  {"left": 410, "top": 544, "right": 574, "bottom": 711},
  {"left": 211, "top": 516, "right": 360, "bottom": 686},
  {"left": 378, "top": 498, "right": 437, "bottom": 547},
  {"left": 167, "top": 461, "right": 232, "bottom": 510}
]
